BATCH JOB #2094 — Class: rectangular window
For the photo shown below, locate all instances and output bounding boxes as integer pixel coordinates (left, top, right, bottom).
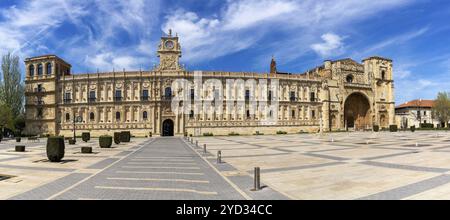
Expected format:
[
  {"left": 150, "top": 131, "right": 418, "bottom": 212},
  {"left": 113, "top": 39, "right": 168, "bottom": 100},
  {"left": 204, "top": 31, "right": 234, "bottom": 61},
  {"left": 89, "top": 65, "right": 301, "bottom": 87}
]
[
  {"left": 424, "top": 111, "right": 427, "bottom": 116},
  {"left": 190, "top": 89, "right": 195, "bottom": 100},
  {"left": 64, "top": 92, "right": 72, "bottom": 103},
  {"left": 89, "top": 91, "right": 96, "bottom": 102},
  {"left": 290, "top": 91, "right": 296, "bottom": 102},
  {"left": 417, "top": 111, "right": 421, "bottom": 117},
  {"left": 310, "top": 92, "right": 316, "bottom": 102},
  {"left": 142, "top": 90, "right": 149, "bottom": 101},
  {"left": 115, "top": 90, "right": 122, "bottom": 102},
  {"left": 312, "top": 110, "right": 316, "bottom": 119},
  {"left": 245, "top": 90, "right": 250, "bottom": 101},
  {"left": 292, "top": 110, "right": 296, "bottom": 118},
  {"left": 268, "top": 91, "right": 272, "bottom": 101},
  {"left": 37, "top": 84, "right": 43, "bottom": 92}
]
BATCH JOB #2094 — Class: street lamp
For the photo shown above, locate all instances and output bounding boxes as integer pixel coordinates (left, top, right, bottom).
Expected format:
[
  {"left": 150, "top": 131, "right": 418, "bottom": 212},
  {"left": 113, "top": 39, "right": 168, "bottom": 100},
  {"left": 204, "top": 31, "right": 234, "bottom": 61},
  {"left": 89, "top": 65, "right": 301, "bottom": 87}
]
[
  {"left": 73, "top": 115, "right": 82, "bottom": 142},
  {"left": 418, "top": 99, "right": 422, "bottom": 127}
]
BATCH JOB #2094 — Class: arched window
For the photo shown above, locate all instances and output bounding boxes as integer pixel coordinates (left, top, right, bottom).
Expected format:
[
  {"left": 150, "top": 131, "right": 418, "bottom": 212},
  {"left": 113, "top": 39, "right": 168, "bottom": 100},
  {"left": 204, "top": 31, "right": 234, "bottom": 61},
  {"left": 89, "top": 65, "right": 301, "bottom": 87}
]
[
  {"left": 381, "top": 70, "right": 386, "bottom": 80},
  {"left": 346, "top": 75, "right": 354, "bottom": 83},
  {"left": 116, "top": 112, "right": 121, "bottom": 121},
  {"left": 143, "top": 111, "right": 148, "bottom": 121},
  {"left": 37, "top": 64, "right": 43, "bottom": 76},
  {"left": 65, "top": 113, "right": 70, "bottom": 122},
  {"left": 29, "top": 65, "right": 35, "bottom": 77},
  {"left": 269, "top": 110, "right": 273, "bottom": 117},
  {"left": 189, "top": 110, "right": 194, "bottom": 119},
  {"left": 46, "top": 63, "right": 52, "bottom": 75},
  {"left": 90, "top": 112, "right": 95, "bottom": 121}
]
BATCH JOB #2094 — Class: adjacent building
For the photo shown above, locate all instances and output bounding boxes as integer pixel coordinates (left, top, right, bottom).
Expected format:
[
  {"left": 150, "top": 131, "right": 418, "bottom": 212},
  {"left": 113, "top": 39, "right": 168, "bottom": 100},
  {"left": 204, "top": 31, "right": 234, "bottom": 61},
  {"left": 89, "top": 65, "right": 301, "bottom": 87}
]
[
  {"left": 395, "top": 99, "right": 441, "bottom": 128},
  {"left": 24, "top": 31, "right": 396, "bottom": 137}
]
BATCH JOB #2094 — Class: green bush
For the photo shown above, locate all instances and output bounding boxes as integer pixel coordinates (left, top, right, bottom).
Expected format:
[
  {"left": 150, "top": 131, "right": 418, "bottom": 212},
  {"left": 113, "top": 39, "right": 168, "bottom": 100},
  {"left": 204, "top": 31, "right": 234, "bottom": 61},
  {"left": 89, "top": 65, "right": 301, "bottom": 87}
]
[
  {"left": 203, "top": 132, "right": 214, "bottom": 136},
  {"left": 46, "top": 136, "right": 65, "bottom": 162},
  {"left": 254, "top": 131, "right": 264, "bottom": 135},
  {"left": 99, "top": 135, "right": 112, "bottom": 148},
  {"left": 277, "top": 131, "right": 288, "bottom": 135},
  {"left": 229, "top": 132, "right": 240, "bottom": 136},
  {"left": 16, "top": 137, "right": 21, "bottom": 142},
  {"left": 69, "top": 139, "right": 76, "bottom": 145},
  {"left": 420, "top": 123, "right": 434, "bottom": 129},
  {"left": 389, "top": 125, "right": 398, "bottom": 132},
  {"left": 82, "top": 132, "right": 90, "bottom": 142},
  {"left": 373, "top": 125, "right": 380, "bottom": 132},
  {"left": 114, "top": 132, "right": 121, "bottom": 144},
  {"left": 410, "top": 126, "right": 416, "bottom": 132},
  {"left": 120, "top": 131, "right": 131, "bottom": 143}
]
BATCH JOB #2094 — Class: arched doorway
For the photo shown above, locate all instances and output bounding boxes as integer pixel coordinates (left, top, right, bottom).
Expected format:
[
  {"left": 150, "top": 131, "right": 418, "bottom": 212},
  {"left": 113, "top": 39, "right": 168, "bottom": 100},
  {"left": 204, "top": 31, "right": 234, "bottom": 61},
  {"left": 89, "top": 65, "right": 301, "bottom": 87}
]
[
  {"left": 162, "top": 119, "right": 174, "bottom": 136},
  {"left": 344, "top": 93, "right": 371, "bottom": 130}
]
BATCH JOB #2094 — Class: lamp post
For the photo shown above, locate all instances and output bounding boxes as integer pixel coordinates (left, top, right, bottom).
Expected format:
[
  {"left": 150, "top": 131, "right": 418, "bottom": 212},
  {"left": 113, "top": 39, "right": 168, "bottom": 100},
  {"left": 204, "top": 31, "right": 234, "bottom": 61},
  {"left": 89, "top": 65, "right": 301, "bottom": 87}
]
[{"left": 73, "top": 115, "right": 82, "bottom": 142}]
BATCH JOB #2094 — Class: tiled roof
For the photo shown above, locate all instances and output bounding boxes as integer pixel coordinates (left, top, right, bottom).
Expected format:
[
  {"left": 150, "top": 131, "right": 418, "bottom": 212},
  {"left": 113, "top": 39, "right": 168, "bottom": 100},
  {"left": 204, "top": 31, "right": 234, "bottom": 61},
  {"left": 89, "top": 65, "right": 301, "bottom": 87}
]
[{"left": 396, "top": 99, "right": 434, "bottom": 109}]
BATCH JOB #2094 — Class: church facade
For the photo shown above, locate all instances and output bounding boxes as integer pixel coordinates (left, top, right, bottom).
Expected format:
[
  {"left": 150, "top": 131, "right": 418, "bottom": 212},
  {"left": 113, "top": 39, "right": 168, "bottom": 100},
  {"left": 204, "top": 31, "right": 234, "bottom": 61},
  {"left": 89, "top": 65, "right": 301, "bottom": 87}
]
[{"left": 24, "top": 32, "right": 396, "bottom": 137}]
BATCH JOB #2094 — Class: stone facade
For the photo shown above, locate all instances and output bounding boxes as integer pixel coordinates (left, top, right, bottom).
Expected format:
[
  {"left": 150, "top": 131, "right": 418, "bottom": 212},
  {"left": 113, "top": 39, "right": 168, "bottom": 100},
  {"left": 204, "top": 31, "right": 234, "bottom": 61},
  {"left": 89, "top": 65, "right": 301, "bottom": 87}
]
[{"left": 24, "top": 32, "right": 396, "bottom": 137}]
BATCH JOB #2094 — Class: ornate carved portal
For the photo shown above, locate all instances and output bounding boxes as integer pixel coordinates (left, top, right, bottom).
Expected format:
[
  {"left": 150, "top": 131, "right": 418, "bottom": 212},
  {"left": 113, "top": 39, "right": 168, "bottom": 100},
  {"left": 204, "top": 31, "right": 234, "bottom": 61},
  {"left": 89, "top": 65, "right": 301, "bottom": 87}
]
[{"left": 344, "top": 93, "right": 371, "bottom": 130}]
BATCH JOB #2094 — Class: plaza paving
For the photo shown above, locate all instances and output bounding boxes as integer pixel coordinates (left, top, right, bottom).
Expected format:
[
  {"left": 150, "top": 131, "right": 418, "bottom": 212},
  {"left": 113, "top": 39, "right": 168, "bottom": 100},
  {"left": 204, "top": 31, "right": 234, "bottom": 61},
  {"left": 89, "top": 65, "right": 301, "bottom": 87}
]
[
  {"left": 0, "top": 137, "right": 285, "bottom": 200},
  {"left": 2, "top": 131, "right": 450, "bottom": 200}
]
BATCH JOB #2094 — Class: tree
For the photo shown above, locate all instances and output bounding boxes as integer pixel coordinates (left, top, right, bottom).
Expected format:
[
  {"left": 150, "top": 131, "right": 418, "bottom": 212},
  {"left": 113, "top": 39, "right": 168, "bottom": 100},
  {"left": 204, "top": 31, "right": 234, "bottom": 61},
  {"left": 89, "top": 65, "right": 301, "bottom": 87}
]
[
  {"left": 0, "top": 103, "right": 13, "bottom": 131},
  {"left": 0, "top": 52, "right": 24, "bottom": 118},
  {"left": 14, "top": 113, "right": 26, "bottom": 136},
  {"left": 432, "top": 92, "right": 450, "bottom": 128}
]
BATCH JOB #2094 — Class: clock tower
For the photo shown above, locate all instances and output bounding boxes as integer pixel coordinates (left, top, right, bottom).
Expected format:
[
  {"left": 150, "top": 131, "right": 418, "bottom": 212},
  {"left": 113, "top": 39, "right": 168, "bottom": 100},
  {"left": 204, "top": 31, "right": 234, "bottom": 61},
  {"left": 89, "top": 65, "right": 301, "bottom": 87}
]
[{"left": 157, "top": 29, "right": 182, "bottom": 71}]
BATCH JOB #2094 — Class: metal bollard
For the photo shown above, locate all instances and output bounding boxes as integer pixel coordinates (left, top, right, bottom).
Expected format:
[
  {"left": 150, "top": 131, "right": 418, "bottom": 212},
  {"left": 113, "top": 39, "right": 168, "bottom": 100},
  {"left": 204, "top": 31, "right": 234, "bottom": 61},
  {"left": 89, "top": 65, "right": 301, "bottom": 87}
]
[
  {"left": 217, "top": 151, "right": 222, "bottom": 164},
  {"left": 252, "top": 167, "right": 261, "bottom": 191},
  {"left": 203, "top": 144, "right": 207, "bottom": 155}
]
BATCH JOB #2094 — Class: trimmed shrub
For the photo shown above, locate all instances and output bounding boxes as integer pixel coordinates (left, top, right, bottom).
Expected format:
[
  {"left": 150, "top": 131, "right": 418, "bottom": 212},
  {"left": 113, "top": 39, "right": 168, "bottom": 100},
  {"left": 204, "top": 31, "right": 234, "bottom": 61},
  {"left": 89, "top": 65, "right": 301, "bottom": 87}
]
[
  {"left": 114, "top": 132, "right": 121, "bottom": 144},
  {"left": 81, "top": 147, "right": 92, "bottom": 154},
  {"left": 389, "top": 125, "right": 398, "bottom": 132},
  {"left": 0, "top": 133, "right": 2, "bottom": 143},
  {"left": 82, "top": 132, "right": 90, "bottom": 142},
  {"left": 69, "top": 139, "right": 76, "bottom": 145},
  {"left": 373, "top": 125, "right": 380, "bottom": 132},
  {"left": 46, "top": 136, "right": 65, "bottom": 162},
  {"left": 410, "top": 126, "right": 416, "bottom": 132},
  {"left": 99, "top": 135, "right": 113, "bottom": 148},
  {"left": 254, "top": 131, "right": 264, "bottom": 135},
  {"left": 277, "top": 131, "right": 288, "bottom": 135},
  {"left": 420, "top": 123, "right": 434, "bottom": 129},
  {"left": 120, "top": 131, "right": 131, "bottom": 143},
  {"left": 229, "top": 132, "right": 240, "bottom": 136},
  {"left": 203, "top": 132, "right": 214, "bottom": 136},
  {"left": 149, "top": 132, "right": 152, "bottom": 137},
  {"left": 15, "top": 145, "right": 25, "bottom": 152},
  {"left": 16, "top": 137, "right": 21, "bottom": 142}
]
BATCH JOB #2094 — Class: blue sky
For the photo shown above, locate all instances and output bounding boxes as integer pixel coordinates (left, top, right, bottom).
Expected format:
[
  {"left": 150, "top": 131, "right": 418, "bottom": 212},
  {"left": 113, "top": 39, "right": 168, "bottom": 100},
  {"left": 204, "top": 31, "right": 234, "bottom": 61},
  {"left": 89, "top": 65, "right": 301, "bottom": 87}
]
[{"left": 0, "top": 0, "right": 450, "bottom": 104}]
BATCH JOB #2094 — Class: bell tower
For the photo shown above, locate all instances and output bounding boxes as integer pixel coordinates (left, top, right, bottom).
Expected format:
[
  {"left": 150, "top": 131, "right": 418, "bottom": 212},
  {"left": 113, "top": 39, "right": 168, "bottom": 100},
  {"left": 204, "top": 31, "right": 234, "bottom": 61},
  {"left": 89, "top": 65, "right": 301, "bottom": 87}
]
[{"left": 157, "top": 29, "right": 182, "bottom": 71}]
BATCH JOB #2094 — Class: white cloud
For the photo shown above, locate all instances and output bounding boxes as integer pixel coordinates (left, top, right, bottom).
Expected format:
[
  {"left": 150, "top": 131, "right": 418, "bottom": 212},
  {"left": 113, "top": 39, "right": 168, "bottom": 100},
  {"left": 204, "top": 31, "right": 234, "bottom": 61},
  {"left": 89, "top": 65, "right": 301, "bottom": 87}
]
[
  {"left": 311, "top": 33, "right": 345, "bottom": 57},
  {"left": 222, "top": 0, "right": 298, "bottom": 30},
  {"left": 162, "top": 0, "right": 414, "bottom": 64},
  {"left": 0, "top": 0, "right": 161, "bottom": 72}
]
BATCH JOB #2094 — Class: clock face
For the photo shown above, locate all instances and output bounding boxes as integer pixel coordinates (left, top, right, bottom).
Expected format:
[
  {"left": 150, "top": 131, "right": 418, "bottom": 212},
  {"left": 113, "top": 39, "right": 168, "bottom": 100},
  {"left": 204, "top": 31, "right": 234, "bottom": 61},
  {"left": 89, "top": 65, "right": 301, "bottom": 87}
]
[{"left": 165, "top": 40, "right": 174, "bottom": 49}]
